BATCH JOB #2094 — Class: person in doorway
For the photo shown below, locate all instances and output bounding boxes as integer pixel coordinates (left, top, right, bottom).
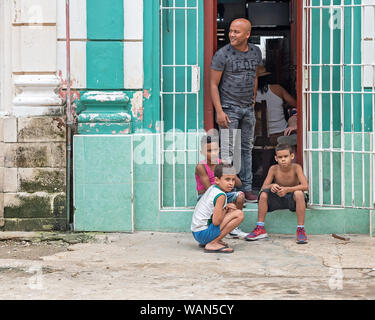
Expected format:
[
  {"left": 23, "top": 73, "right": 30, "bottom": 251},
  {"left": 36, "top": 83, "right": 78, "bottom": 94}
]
[
  {"left": 195, "top": 134, "right": 248, "bottom": 239},
  {"left": 256, "top": 65, "right": 297, "bottom": 146},
  {"left": 254, "top": 66, "right": 298, "bottom": 178},
  {"left": 191, "top": 163, "right": 245, "bottom": 253},
  {"left": 210, "top": 18, "right": 262, "bottom": 202},
  {"left": 277, "top": 108, "right": 298, "bottom": 161},
  {"left": 245, "top": 144, "right": 309, "bottom": 244}
]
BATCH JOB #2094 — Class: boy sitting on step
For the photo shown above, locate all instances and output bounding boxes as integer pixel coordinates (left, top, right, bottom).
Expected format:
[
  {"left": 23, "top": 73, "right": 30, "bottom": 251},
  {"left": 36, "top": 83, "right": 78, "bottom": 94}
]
[{"left": 245, "top": 144, "right": 309, "bottom": 244}]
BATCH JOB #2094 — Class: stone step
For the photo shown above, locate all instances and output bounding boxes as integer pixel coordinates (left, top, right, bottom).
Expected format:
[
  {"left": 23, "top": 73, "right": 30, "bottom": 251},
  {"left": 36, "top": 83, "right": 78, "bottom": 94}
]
[{"left": 242, "top": 205, "right": 369, "bottom": 235}]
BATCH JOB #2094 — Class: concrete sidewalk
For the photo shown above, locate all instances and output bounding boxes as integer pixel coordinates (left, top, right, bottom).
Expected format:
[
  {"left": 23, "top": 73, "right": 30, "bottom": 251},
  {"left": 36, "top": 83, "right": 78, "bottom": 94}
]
[{"left": 0, "top": 231, "right": 374, "bottom": 299}]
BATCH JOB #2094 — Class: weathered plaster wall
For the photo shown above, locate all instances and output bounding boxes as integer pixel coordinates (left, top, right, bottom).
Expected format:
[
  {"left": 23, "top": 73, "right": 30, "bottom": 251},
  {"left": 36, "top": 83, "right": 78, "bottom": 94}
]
[
  {"left": 0, "top": 0, "right": 146, "bottom": 231},
  {"left": 56, "top": 0, "right": 144, "bottom": 133},
  {"left": 0, "top": 0, "right": 66, "bottom": 231}
]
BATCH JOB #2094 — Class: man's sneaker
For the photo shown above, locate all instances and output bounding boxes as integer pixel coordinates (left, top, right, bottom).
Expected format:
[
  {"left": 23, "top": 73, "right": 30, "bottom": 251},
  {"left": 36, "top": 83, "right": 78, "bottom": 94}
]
[
  {"left": 244, "top": 191, "right": 258, "bottom": 202},
  {"left": 245, "top": 225, "right": 268, "bottom": 241},
  {"left": 296, "top": 227, "right": 308, "bottom": 244},
  {"left": 227, "top": 227, "right": 248, "bottom": 239}
]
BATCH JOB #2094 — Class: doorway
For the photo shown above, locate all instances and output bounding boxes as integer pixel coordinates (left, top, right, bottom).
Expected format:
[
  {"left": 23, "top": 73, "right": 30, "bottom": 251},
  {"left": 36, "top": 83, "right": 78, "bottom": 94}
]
[{"left": 205, "top": 0, "right": 300, "bottom": 190}]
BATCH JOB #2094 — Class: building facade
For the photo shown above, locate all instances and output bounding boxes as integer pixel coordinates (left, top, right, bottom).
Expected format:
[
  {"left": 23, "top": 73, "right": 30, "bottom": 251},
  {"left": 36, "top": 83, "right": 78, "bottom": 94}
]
[{"left": 0, "top": 0, "right": 374, "bottom": 235}]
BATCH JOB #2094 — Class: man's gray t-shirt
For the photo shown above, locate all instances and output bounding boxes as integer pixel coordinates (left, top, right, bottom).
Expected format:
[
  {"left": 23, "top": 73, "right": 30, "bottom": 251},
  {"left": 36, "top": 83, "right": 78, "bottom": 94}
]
[{"left": 211, "top": 43, "right": 262, "bottom": 108}]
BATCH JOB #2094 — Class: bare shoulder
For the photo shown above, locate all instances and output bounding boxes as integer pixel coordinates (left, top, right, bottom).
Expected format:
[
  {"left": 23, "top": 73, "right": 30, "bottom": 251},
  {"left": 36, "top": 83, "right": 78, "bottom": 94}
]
[
  {"left": 292, "top": 163, "right": 307, "bottom": 177},
  {"left": 195, "top": 163, "right": 206, "bottom": 175},
  {"left": 268, "top": 164, "right": 278, "bottom": 174},
  {"left": 270, "top": 84, "right": 283, "bottom": 91},
  {"left": 292, "top": 163, "right": 303, "bottom": 172},
  {"left": 269, "top": 84, "right": 283, "bottom": 96}
]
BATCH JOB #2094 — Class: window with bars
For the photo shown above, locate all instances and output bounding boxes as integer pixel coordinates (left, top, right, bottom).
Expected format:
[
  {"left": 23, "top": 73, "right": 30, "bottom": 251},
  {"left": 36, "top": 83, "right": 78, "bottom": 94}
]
[
  {"left": 302, "top": 0, "right": 375, "bottom": 209},
  {"left": 159, "top": 0, "right": 204, "bottom": 209}
]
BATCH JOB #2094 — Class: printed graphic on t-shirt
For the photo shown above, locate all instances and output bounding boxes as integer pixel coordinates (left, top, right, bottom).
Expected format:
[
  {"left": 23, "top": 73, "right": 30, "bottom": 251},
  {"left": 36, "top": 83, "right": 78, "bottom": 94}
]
[
  {"left": 231, "top": 59, "right": 257, "bottom": 73},
  {"left": 211, "top": 43, "right": 262, "bottom": 107}
]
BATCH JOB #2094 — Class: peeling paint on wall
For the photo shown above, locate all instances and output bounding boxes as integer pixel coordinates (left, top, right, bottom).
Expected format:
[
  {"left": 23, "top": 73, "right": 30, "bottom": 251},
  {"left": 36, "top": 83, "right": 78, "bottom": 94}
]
[
  {"left": 83, "top": 91, "right": 128, "bottom": 102},
  {"left": 143, "top": 89, "right": 151, "bottom": 99},
  {"left": 57, "top": 70, "right": 81, "bottom": 103},
  {"left": 130, "top": 91, "right": 144, "bottom": 122}
]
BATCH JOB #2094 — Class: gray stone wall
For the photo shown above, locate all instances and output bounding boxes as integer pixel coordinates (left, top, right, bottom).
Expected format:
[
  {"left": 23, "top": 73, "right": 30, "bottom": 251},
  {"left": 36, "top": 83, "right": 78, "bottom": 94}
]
[
  {"left": 0, "top": 116, "right": 67, "bottom": 231},
  {"left": 0, "top": 1, "right": 67, "bottom": 231}
]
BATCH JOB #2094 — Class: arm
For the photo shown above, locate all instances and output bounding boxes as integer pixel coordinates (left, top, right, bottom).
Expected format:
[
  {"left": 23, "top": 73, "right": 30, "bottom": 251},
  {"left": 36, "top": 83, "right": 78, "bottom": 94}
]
[
  {"left": 281, "top": 86, "right": 296, "bottom": 108},
  {"left": 234, "top": 175, "right": 242, "bottom": 188},
  {"left": 195, "top": 164, "right": 212, "bottom": 192},
  {"left": 288, "top": 114, "right": 297, "bottom": 128},
  {"left": 284, "top": 114, "right": 297, "bottom": 136},
  {"left": 210, "top": 69, "right": 230, "bottom": 128},
  {"left": 280, "top": 86, "right": 297, "bottom": 135},
  {"left": 260, "top": 166, "right": 278, "bottom": 191},
  {"left": 253, "top": 66, "right": 260, "bottom": 107},
  {"left": 212, "top": 194, "right": 227, "bottom": 226},
  {"left": 254, "top": 47, "right": 262, "bottom": 106}
]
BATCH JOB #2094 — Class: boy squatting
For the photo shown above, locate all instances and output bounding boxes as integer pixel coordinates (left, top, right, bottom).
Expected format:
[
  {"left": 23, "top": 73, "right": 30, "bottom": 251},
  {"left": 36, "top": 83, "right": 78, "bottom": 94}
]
[
  {"left": 195, "top": 134, "right": 249, "bottom": 239},
  {"left": 191, "top": 163, "right": 244, "bottom": 253}
]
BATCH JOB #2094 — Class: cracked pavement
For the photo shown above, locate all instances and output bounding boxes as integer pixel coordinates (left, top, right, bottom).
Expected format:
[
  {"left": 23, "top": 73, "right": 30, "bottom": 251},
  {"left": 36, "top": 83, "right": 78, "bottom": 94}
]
[{"left": 0, "top": 232, "right": 374, "bottom": 299}]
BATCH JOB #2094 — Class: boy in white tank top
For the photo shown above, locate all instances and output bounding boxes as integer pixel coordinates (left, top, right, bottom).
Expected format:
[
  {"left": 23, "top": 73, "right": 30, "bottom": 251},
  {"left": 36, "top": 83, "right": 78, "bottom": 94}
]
[{"left": 191, "top": 163, "right": 244, "bottom": 253}]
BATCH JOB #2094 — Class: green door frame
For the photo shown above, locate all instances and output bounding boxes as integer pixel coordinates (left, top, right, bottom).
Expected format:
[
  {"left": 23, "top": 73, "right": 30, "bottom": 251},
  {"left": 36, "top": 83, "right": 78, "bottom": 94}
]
[{"left": 143, "top": 0, "right": 161, "bottom": 133}]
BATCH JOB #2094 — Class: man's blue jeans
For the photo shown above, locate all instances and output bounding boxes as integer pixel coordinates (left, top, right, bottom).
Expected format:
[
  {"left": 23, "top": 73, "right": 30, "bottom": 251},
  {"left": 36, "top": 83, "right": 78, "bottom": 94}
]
[{"left": 218, "top": 104, "right": 256, "bottom": 192}]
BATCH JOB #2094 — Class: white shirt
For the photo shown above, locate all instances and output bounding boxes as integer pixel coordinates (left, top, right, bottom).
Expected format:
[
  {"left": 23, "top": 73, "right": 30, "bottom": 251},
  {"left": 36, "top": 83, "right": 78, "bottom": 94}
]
[
  {"left": 191, "top": 185, "right": 227, "bottom": 232},
  {"left": 256, "top": 85, "right": 288, "bottom": 135}
]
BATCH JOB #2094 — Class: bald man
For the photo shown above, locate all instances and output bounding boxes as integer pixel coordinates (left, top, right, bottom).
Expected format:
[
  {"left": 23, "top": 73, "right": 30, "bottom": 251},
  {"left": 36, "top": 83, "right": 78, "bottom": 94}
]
[{"left": 210, "top": 18, "right": 262, "bottom": 205}]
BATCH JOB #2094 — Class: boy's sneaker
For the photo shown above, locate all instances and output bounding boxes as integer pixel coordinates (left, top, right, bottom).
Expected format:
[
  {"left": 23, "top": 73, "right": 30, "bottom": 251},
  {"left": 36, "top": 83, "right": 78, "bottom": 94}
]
[
  {"left": 227, "top": 227, "right": 248, "bottom": 239},
  {"left": 296, "top": 227, "right": 308, "bottom": 244},
  {"left": 245, "top": 225, "right": 268, "bottom": 241}
]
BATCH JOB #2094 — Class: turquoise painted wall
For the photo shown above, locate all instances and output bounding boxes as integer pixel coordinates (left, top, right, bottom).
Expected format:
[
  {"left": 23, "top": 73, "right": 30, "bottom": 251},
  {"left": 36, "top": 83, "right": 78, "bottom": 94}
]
[
  {"left": 81, "top": 0, "right": 204, "bottom": 133},
  {"left": 87, "top": 0, "right": 124, "bottom": 89},
  {"left": 74, "top": 136, "right": 133, "bottom": 232},
  {"left": 143, "top": 0, "right": 161, "bottom": 133},
  {"left": 87, "top": 0, "right": 124, "bottom": 40},
  {"left": 81, "top": 0, "right": 144, "bottom": 133},
  {"left": 73, "top": 135, "right": 372, "bottom": 234}
]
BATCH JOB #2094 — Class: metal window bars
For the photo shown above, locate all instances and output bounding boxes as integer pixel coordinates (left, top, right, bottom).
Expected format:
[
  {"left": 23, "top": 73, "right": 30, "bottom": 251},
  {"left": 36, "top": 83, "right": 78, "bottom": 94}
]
[
  {"left": 302, "top": 0, "right": 375, "bottom": 212},
  {"left": 160, "top": 0, "right": 202, "bottom": 209}
]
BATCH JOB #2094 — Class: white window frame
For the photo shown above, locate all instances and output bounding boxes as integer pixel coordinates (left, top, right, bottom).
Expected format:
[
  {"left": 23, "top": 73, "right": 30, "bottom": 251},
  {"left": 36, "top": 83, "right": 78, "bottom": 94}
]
[{"left": 363, "top": 0, "right": 375, "bottom": 88}]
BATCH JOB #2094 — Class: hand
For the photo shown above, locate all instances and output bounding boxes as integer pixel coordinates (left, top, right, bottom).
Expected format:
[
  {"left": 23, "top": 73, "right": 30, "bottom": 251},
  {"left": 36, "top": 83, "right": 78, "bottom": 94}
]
[
  {"left": 217, "top": 110, "right": 230, "bottom": 128},
  {"left": 284, "top": 125, "right": 297, "bottom": 136},
  {"left": 270, "top": 184, "right": 281, "bottom": 193},
  {"left": 225, "top": 203, "right": 237, "bottom": 213},
  {"left": 277, "top": 187, "right": 288, "bottom": 197},
  {"left": 226, "top": 203, "right": 237, "bottom": 211}
]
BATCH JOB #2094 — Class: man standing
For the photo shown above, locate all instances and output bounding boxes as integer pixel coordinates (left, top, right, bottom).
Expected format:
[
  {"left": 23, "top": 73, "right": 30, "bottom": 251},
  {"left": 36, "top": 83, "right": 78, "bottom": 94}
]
[{"left": 210, "top": 18, "right": 262, "bottom": 202}]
